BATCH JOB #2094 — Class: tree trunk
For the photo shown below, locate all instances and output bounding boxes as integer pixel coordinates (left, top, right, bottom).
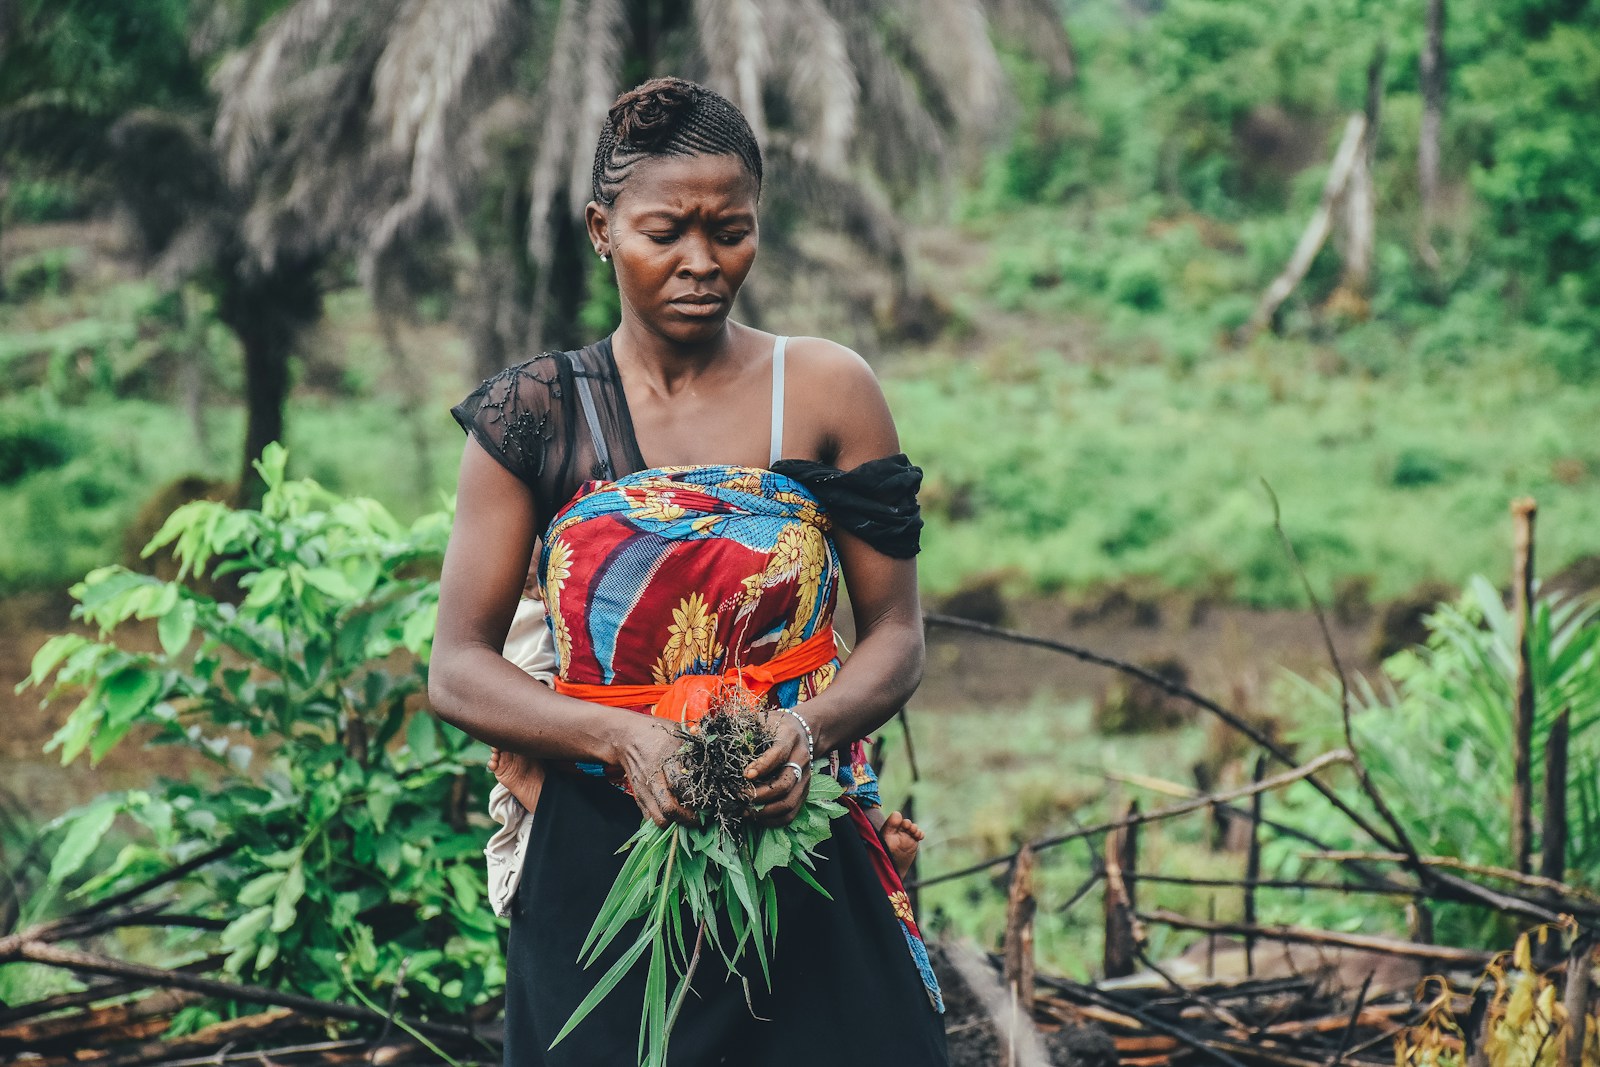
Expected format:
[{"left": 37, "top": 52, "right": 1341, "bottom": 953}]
[
  {"left": 1419, "top": 0, "right": 1445, "bottom": 246},
  {"left": 1338, "top": 43, "right": 1385, "bottom": 300},
  {"left": 215, "top": 257, "right": 322, "bottom": 506},
  {"left": 540, "top": 207, "right": 589, "bottom": 352},
  {"left": 1237, "top": 113, "right": 1366, "bottom": 343}
]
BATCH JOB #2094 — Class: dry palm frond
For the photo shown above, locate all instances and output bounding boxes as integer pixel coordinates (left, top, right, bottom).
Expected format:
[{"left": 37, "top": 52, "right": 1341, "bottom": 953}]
[
  {"left": 766, "top": 0, "right": 855, "bottom": 174},
  {"left": 692, "top": 0, "right": 772, "bottom": 147},
  {"left": 366, "top": 0, "right": 522, "bottom": 269},
  {"left": 211, "top": 0, "right": 354, "bottom": 186}
]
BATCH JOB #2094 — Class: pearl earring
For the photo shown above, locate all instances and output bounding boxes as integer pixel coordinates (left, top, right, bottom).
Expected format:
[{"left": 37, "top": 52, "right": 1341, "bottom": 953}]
[{"left": 599, "top": 251, "right": 608, "bottom": 262}]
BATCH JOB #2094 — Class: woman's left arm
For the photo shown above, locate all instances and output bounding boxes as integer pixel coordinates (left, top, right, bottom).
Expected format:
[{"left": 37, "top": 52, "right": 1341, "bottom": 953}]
[{"left": 745, "top": 341, "right": 923, "bottom": 817}]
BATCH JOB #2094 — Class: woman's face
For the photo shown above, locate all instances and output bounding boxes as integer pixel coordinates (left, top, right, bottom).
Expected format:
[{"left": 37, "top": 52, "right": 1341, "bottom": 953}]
[{"left": 588, "top": 152, "right": 760, "bottom": 346}]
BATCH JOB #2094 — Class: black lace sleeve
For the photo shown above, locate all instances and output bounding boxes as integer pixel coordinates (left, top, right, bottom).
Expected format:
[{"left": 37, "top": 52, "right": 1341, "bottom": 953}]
[
  {"left": 771, "top": 453, "right": 924, "bottom": 559},
  {"left": 450, "top": 354, "right": 562, "bottom": 494}
]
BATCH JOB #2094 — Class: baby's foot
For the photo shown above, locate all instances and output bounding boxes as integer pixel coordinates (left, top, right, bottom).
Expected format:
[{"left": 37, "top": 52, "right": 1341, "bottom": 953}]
[
  {"left": 879, "top": 810, "right": 925, "bottom": 879},
  {"left": 488, "top": 747, "right": 545, "bottom": 814}
]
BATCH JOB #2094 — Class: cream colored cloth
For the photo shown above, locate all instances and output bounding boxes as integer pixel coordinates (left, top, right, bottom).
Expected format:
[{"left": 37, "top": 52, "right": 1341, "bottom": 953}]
[{"left": 485, "top": 596, "right": 558, "bottom": 918}]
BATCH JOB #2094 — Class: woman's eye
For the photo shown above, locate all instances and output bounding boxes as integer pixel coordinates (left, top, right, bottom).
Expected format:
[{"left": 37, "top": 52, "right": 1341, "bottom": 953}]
[
  {"left": 644, "top": 233, "right": 677, "bottom": 244},
  {"left": 717, "top": 231, "right": 748, "bottom": 245}
]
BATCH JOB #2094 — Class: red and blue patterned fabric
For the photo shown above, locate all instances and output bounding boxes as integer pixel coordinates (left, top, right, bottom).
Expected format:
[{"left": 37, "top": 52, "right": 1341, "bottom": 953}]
[{"left": 538, "top": 463, "right": 941, "bottom": 1010}]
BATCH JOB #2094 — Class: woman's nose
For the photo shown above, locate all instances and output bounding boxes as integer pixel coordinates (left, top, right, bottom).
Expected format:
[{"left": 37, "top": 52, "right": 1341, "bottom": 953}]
[{"left": 676, "top": 235, "right": 720, "bottom": 277}]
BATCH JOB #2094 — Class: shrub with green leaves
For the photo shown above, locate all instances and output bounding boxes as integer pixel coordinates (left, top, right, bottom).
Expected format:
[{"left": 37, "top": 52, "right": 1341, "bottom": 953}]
[
  {"left": 1277, "top": 577, "right": 1600, "bottom": 946},
  {"left": 20, "top": 444, "right": 500, "bottom": 1022}
]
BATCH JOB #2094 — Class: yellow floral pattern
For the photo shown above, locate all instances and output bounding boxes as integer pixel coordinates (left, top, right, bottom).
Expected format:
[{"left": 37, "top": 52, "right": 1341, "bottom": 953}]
[
  {"left": 628, "top": 490, "right": 686, "bottom": 522},
  {"left": 651, "top": 592, "right": 725, "bottom": 684},
  {"left": 543, "top": 537, "right": 574, "bottom": 668}
]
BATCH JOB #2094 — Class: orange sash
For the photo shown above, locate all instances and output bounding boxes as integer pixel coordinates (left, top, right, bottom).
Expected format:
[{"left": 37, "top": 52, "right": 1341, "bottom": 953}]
[{"left": 553, "top": 628, "right": 838, "bottom": 726}]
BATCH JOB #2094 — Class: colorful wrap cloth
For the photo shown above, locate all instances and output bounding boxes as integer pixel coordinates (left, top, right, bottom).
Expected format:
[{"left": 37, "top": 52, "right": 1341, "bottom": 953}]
[{"left": 539, "top": 464, "right": 940, "bottom": 1010}]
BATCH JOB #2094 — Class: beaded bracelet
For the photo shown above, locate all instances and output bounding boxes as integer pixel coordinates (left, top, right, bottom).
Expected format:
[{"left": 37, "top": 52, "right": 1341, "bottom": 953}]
[{"left": 782, "top": 706, "right": 816, "bottom": 762}]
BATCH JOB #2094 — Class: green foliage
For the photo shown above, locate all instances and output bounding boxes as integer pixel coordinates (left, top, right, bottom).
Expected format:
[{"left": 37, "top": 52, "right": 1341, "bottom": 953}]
[
  {"left": 893, "top": 337, "right": 1600, "bottom": 605},
  {"left": 21, "top": 445, "right": 501, "bottom": 1019},
  {"left": 3, "top": 177, "right": 88, "bottom": 224},
  {"left": 0, "top": 0, "right": 202, "bottom": 115},
  {"left": 559, "top": 771, "right": 848, "bottom": 1067},
  {"left": 1277, "top": 578, "right": 1600, "bottom": 945}
]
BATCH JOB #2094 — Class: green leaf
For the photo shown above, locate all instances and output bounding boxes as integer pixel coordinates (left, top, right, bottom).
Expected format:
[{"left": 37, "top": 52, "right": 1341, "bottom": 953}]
[
  {"left": 48, "top": 800, "right": 118, "bottom": 885},
  {"left": 402, "top": 602, "right": 437, "bottom": 655},
  {"left": 446, "top": 864, "right": 480, "bottom": 913},
  {"left": 367, "top": 790, "right": 396, "bottom": 835},
  {"left": 752, "top": 829, "right": 792, "bottom": 880},
  {"left": 221, "top": 905, "right": 273, "bottom": 951},
  {"left": 303, "top": 566, "right": 360, "bottom": 602},
  {"left": 243, "top": 569, "right": 287, "bottom": 609},
  {"left": 788, "top": 862, "right": 833, "bottom": 901},
  {"left": 406, "top": 713, "right": 440, "bottom": 765},
  {"left": 46, "top": 698, "right": 100, "bottom": 766},
  {"left": 157, "top": 600, "right": 196, "bottom": 657},
  {"left": 271, "top": 863, "right": 305, "bottom": 932},
  {"left": 101, "top": 666, "right": 164, "bottom": 728},
  {"left": 551, "top": 928, "right": 654, "bottom": 1049},
  {"left": 237, "top": 871, "right": 286, "bottom": 908},
  {"left": 22, "top": 633, "right": 90, "bottom": 689}
]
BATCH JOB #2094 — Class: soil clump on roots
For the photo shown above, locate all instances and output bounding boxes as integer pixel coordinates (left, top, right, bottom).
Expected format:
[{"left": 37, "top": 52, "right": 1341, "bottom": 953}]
[{"left": 666, "top": 685, "right": 776, "bottom": 834}]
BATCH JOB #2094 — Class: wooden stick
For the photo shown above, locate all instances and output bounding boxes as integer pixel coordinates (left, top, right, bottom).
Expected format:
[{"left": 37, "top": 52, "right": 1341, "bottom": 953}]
[
  {"left": 923, "top": 612, "right": 1403, "bottom": 855},
  {"left": 1309, "top": 851, "right": 1600, "bottom": 907},
  {"left": 1238, "top": 114, "right": 1366, "bottom": 343},
  {"left": 912, "top": 750, "right": 1353, "bottom": 889},
  {"left": 1138, "top": 909, "right": 1496, "bottom": 965},
  {"left": 8, "top": 941, "right": 487, "bottom": 1045},
  {"left": 1246, "top": 755, "right": 1267, "bottom": 977},
  {"left": 1563, "top": 934, "right": 1593, "bottom": 1067},
  {"left": 1511, "top": 497, "right": 1538, "bottom": 874},
  {"left": 1003, "top": 844, "right": 1037, "bottom": 1019},
  {"left": 1104, "top": 802, "right": 1139, "bottom": 980},
  {"left": 1543, "top": 708, "right": 1571, "bottom": 885}
]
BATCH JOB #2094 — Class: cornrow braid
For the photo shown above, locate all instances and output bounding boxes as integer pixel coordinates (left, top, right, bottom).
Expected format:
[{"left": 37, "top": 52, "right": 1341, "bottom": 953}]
[{"left": 590, "top": 76, "right": 763, "bottom": 206}]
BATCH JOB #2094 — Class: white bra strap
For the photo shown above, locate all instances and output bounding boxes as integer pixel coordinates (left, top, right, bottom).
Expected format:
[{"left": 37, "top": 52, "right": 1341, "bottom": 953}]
[{"left": 769, "top": 335, "right": 788, "bottom": 466}]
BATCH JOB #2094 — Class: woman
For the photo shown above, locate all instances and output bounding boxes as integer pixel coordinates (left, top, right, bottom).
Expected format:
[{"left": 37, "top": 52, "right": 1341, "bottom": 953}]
[{"left": 430, "top": 77, "right": 946, "bottom": 1065}]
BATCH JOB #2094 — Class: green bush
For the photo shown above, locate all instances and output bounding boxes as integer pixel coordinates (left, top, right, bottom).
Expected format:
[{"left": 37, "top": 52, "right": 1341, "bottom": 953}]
[
  {"left": 1277, "top": 577, "right": 1600, "bottom": 946},
  {"left": 0, "top": 411, "right": 71, "bottom": 485},
  {"left": 21, "top": 445, "right": 500, "bottom": 1022}
]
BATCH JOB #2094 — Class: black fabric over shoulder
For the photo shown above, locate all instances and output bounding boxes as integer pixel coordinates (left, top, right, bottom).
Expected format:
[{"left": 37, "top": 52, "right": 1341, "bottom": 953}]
[
  {"left": 451, "top": 353, "right": 561, "bottom": 489},
  {"left": 450, "top": 341, "right": 645, "bottom": 528},
  {"left": 771, "top": 453, "right": 923, "bottom": 559}
]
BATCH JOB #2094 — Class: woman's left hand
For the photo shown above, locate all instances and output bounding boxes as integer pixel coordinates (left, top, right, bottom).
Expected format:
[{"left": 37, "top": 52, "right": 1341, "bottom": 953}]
[{"left": 742, "top": 711, "right": 812, "bottom": 827}]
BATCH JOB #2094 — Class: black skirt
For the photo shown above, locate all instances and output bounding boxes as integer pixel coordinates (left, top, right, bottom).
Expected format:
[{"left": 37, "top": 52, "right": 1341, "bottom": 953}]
[{"left": 503, "top": 770, "right": 949, "bottom": 1066}]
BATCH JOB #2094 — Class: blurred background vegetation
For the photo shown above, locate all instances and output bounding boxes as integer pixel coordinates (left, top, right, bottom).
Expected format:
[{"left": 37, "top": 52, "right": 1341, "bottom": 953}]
[{"left": 2, "top": 0, "right": 1598, "bottom": 1029}]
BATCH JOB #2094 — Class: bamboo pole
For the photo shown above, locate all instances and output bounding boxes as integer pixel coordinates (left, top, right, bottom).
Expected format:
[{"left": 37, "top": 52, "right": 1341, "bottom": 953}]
[{"left": 1511, "top": 498, "right": 1537, "bottom": 874}]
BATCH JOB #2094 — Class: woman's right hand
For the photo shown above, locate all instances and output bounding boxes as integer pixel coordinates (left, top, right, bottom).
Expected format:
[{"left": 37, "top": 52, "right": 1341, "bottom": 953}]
[{"left": 614, "top": 716, "right": 699, "bottom": 827}]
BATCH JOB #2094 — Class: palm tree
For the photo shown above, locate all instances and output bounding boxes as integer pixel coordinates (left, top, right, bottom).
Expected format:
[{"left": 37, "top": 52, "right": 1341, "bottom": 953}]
[
  {"left": 0, "top": 0, "right": 323, "bottom": 503},
  {"left": 210, "top": 0, "right": 1076, "bottom": 377}
]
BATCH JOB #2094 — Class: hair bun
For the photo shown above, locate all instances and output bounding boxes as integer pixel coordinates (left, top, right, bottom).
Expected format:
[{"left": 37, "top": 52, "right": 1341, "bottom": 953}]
[{"left": 608, "top": 77, "right": 700, "bottom": 150}]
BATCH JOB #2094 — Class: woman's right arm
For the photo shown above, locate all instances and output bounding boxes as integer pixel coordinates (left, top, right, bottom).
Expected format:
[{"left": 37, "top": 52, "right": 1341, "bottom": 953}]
[{"left": 428, "top": 439, "right": 694, "bottom": 826}]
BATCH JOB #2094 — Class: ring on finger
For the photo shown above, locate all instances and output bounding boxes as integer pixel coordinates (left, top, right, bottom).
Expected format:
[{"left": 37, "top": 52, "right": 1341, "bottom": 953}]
[{"left": 783, "top": 761, "right": 804, "bottom": 781}]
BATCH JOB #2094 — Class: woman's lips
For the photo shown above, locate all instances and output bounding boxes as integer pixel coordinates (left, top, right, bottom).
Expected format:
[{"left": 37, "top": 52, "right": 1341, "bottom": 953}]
[{"left": 668, "top": 295, "right": 726, "bottom": 317}]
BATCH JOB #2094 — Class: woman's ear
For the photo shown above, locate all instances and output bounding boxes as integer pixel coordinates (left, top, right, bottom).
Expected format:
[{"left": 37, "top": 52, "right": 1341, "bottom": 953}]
[{"left": 584, "top": 202, "right": 610, "bottom": 259}]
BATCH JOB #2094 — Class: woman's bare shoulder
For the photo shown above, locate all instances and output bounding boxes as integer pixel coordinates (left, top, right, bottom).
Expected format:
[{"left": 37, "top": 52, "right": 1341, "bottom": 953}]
[{"left": 782, "top": 336, "right": 898, "bottom": 465}]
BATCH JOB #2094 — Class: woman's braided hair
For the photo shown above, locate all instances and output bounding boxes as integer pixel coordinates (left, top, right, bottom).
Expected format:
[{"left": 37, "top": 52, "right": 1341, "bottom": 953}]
[{"left": 591, "top": 77, "right": 763, "bottom": 206}]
